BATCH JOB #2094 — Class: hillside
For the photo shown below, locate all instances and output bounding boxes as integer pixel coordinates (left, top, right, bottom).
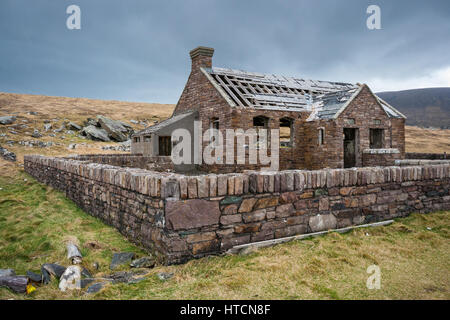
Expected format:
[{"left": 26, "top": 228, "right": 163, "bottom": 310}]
[
  {"left": 0, "top": 91, "right": 448, "bottom": 173},
  {"left": 0, "top": 92, "right": 449, "bottom": 300},
  {"left": 377, "top": 87, "right": 450, "bottom": 129}
]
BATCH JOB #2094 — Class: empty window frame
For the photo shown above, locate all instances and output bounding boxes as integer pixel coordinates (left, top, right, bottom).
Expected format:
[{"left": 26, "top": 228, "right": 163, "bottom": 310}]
[
  {"left": 144, "top": 136, "right": 151, "bottom": 142},
  {"left": 210, "top": 117, "right": 220, "bottom": 146},
  {"left": 134, "top": 137, "right": 140, "bottom": 143},
  {"left": 318, "top": 128, "right": 325, "bottom": 145},
  {"left": 158, "top": 136, "right": 172, "bottom": 156},
  {"left": 280, "top": 117, "right": 294, "bottom": 147},
  {"left": 369, "top": 128, "right": 384, "bottom": 149},
  {"left": 253, "top": 116, "right": 270, "bottom": 148}
]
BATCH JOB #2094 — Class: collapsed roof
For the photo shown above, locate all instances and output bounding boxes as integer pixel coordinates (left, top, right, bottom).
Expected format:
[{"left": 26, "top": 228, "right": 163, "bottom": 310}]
[{"left": 202, "top": 67, "right": 405, "bottom": 119}]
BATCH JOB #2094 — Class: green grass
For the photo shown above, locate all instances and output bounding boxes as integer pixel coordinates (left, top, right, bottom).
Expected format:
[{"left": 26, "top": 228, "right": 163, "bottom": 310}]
[{"left": 0, "top": 170, "right": 449, "bottom": 300}]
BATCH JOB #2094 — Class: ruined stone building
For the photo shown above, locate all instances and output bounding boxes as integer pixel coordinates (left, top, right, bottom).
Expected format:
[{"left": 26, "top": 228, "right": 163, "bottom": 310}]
[{"left": 132, "top": 46, "right": 406, "bottom": 172}]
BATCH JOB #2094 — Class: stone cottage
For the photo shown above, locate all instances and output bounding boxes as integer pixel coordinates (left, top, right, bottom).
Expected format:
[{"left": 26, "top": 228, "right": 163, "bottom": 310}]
[{"left": 132, "top": 46, "right": 406, "bottom": 172}]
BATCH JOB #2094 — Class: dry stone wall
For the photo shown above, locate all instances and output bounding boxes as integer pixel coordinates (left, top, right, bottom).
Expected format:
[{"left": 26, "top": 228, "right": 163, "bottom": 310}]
[{"left": 24, "top": 155, "right": 450, "bottom": 264}]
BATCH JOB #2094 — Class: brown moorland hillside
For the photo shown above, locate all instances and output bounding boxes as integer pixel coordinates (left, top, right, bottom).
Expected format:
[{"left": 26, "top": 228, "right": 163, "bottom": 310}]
[{"left": 0, "top": 91, "right": 448, "bottom": 173}]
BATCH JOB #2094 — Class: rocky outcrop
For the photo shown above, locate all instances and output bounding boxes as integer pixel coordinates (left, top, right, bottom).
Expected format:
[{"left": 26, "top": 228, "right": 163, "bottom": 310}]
[
  {"left": 97, "top": 116, "right": 129, "bottom": 142},
  {"left": 81, "top": 125, "right": 111, "bottom": 142},
  {"left": 0, "top": 145, "right": 16, "bottom": 161},
  {"left": 0, "top": 116, "right": 16, "bottom": 125}
]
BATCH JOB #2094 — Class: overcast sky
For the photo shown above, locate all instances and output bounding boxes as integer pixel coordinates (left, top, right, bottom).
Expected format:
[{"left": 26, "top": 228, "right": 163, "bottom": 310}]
[{"left": 1, "top": 0, "right": 449, "bottom": 104}]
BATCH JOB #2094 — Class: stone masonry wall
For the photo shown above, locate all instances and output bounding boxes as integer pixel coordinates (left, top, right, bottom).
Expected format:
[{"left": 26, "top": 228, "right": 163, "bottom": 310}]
[
  {"left": 24, "top": 155, "right": 450, "bottom": 264},
  {"left": 67, "top": 154, "right": 174, "bottom": 172}
]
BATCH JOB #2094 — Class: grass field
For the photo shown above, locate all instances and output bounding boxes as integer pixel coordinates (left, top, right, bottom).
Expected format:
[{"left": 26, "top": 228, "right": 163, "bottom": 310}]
[
  {"left": 0, "top": 92, "right": 449, "bottom": 300},
  {"left": 0, "top": 171, "right": 448, "bottom": 300}
]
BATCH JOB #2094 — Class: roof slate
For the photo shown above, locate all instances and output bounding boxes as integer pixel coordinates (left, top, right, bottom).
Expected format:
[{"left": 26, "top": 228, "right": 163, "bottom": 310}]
[{"left": 204, "top": 67, "right": 405, "bottom": 119}]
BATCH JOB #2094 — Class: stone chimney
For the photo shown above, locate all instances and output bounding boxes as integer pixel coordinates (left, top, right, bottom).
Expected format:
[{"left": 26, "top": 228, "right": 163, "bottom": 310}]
[{"left": 189, "top": 46, "right": 214, "bottom": 71}]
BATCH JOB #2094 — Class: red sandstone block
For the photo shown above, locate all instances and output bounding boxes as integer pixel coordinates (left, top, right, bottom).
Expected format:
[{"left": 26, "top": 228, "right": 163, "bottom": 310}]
[
  {"left": 220, "top": 214, "right": 242, "bottom": 225},
  {"left": 217, "top": 175, "right": 228, "bottom": 196},
  {"left": 166, "top": 199, "right": 220, "bottom": 230},
  {"left": 187, "top": 177, "right": 198, "bottom": 198},
  {"left": 197, "top": 176, "right": 209, "bottom": 198},
  {"left": 179, "top": 177, "right": 188, "bottom": 199},
  {"left": 275, "top": 203, "right": 294, "bottom": 218},
  {"left": 227, "top": 176, "right": 235, "bottom": 195},
  {"left": 242, "top": 209, "right": 266, "bottom": 223},
  {"left": 235, "top": 175, "right": 244, "bottom": 195},
  {"left": 221, "top": 235, "right": 250, "bottom": 251},
  {"left": 209, "top": 175, "right": 217, "bottom": 197}
]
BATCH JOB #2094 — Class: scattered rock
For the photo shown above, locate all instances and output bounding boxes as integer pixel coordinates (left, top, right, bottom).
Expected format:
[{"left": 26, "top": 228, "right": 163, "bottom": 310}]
[
  {"left": 86, "top": 282, "right": 105, "bottom": 294},
  {"left": 80, "top": 278, "right": 94, "bottom": 288},
  {"left": 67, "top": 242, "right": 82, "bottom": 264},
  {"left": 26, "top": 270, "right": 42, "bottom": 283},
  {"left": 0, "top": 145, "right": 17, "bottom": 162},
  {"left": 9, "top": 130, "right": 18, "bottom": 135},
  {"left": 59, "top": 265, "right": 81, "bottom": 292},
  {"left": 110, "top": 252, "right": 135, "bottom": 270},
  {"left": 28, "top": 111, "right": 38, "bottom": 115},
  {"left": 81, "top": 125, "right": 111, "bottom": 142},
  {"left": 66, "top": 130, "right": 74, "bottom": 135},
  {"left": 0, "top": 269, "right": 16, "bottom": 277},
  {"left": 0, "top": 116, "right": 16, "bottom": 125},
  {"left": 0, "top": 276, "right": 28, "bottom": 293},
  {"left": 44, "top": 123, "right": 52, "bottom": 132},
  {"left": 83, "top": 118, "right": 99, "bottom": 127},
  {"left": 68, "top": 144, "right": 77, "bottom": 150},
  {"left": 41, "top": 268, "right": 51, "bottom": 284},
  {"left": 108, "top": 271, "right": 134, "bottom": 284},
  {"left": 31, "top": 129, "right": 42, "bottom": 138},
  {"left": 101, "top": 139, "right": 131, "bottom": 152},
  {"left": 42, "top": 263, "right": 66, "bottom": 279},
  {"left": 92, "top": 262, "right": 99, "bottom": 270},
  {"left": 68, "top": 122, "right": 82, "bottom": 131},
  {"left": 130, "top": 120, "right": 139, "bottom": 124},
  {"left": 18, "top": 140, "right": 55, "bottom": 148},
  {"left": 157, "top": 272, "right": 174, "bottom": 281},
  {"left": 130, "top": 256, "right": 156, "bottom": 268},
  {"left": 97, "top": 116, "right": 128, "bottom": 142}
]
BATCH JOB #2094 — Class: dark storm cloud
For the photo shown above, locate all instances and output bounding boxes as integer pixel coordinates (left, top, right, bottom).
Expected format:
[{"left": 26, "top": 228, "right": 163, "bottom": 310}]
[{"left": 0, "top": 0, "right": 449, "bottom": 103}]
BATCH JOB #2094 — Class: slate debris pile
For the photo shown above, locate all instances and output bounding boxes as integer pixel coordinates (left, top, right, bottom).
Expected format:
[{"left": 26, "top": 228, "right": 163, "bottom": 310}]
[{"left": 0, "top": 240, "right": 166, "bottom": 296}]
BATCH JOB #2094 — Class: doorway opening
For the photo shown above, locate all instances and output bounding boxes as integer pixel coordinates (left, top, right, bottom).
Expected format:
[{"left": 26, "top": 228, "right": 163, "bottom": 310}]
[{"left": 344, "top": 128, "right": 358, "bottom": 168}]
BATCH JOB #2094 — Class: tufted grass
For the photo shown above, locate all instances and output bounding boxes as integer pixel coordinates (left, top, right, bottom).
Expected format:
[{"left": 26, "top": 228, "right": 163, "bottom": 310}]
[{"left": 0, "top": 168, "right": 449, "bottom": 300}]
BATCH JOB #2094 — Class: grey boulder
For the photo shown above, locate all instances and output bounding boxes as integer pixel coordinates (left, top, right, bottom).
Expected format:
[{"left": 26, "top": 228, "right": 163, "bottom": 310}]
[
  {"left": 81, "top": 125, "right": 111, "bottom": 142},
  {"left": 68, "top": 122, "right": 82, "bottom": 131},
  {"left": 130, "top": 256, "right": 156, "bottom": 268},
  {"left": 86, "top": 282, "right": 106, "bottom": 294},
  {"left": 110, "top": 252, "right": 135, "bottom": 270},
  {"left": 0, "top": 116, "right": 16, "bottom": 125},
  {"left": 42, "top": 263, "right": 66, "bottom": 279},
  {"left": 59, "top": 265, "right": 81, "bottom": 292},
  {"left": 97, "top": 115, "right": 128, "bottom": 142}
]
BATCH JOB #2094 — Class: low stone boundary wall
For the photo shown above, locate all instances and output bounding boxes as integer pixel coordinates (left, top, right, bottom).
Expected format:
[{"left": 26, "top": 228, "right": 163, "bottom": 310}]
[
  {"left": 24, "top": 154, "right": 450, "bottom": 264},
  {"left": 362, "top": 148, "right": 401, "bottom": 167},
  {"left": 396, "top": 159, "right": 450, "bottom": 166},
  {"left": 406, "top": 152, "right": 448, "bottom": 160},
  {"left": 66, "top": 154, "right": 174, "bottom": 172}
]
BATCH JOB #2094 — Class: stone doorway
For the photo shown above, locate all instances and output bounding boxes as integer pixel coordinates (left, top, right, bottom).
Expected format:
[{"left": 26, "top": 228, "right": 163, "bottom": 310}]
[{"left": 344, "top": 128, "right": 358, "bottom": 168}]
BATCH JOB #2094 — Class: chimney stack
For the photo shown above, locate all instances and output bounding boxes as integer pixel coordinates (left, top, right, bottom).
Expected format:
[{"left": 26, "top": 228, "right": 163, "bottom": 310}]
[{"left": 189, "top": 46, "right": 214, "bottom": 71}]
